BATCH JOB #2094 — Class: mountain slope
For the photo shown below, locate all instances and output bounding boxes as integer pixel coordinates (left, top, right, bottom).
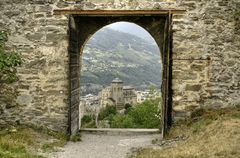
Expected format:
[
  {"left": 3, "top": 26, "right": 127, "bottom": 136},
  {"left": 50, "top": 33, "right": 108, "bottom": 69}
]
[
  {"left": 80, "top": 28, "right": 161, "bottom": 95},
  {"left": 107, "top": 22, "right": 156, "bottom": 44}
]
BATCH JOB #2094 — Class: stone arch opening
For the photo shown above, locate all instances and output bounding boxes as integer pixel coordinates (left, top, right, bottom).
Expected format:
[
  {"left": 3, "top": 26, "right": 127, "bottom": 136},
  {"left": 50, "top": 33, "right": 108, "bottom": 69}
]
[
  {"left": 67, "top": 11, "right": 173, "bottom": 138},
  {"left": 79, "top": 21, "right": 162, "bottom": 128}
]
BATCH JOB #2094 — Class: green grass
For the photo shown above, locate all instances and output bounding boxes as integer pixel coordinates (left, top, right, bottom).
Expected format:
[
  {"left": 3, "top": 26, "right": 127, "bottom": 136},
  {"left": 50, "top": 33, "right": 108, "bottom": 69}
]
[
  {"left": 0, "top": 128, "right": 44, "bottom": 158},
  {"left": 0, "top": 125, "right": 67, "bottom": 158},
  {"left": 70, "top": 133, "right": 82, "bottom": 142}
]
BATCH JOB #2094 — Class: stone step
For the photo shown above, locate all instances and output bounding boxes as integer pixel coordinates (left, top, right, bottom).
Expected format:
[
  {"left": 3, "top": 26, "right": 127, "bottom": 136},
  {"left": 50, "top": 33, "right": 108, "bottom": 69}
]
[{"left": 80, "top": 128, "right": 161, "bottom": 136}]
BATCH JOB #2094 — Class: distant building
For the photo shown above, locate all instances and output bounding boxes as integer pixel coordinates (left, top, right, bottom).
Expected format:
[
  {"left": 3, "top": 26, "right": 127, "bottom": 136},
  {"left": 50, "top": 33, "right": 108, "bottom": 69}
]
[
  {"left": 136, "top": 89, "right": 161, "bottom": 104},
  {"left": 80, "top": 94, "right": 99, "bottom": 115},
  {"left": 136, "top": 91, "right": 145, "bottom": 103},
  {"left": 99, "top": 78, "right": 137, "bottom": 110},
  {"left": 99, "top": 86, "right": 112, "bottom": 107},
  {"left": 123, "top": 86, "right": 137, "bottom": 105}
]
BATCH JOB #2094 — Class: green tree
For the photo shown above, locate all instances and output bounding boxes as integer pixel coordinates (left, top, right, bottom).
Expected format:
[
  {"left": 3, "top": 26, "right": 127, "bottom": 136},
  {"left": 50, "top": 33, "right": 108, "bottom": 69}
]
[
  {"left": 124, "top": 103, "right": 132, "bottom": 114},
  {"left": 128, "top": 99, "right": 160, "bottom": 128},
  {"left": 110, "top": 115, "right": 134, "bottom": 128},
  {"left": 0, "top": 31, "right": 22, "bottom": 84},
  {"left": 98, "top": 104, "right": 117, "bottom": 120},
  {"left": 110, "top": 98, "right": 161, "bottom": 129},
  {"left": 81, "top": 115, "right": 93, "bottom": 124}
]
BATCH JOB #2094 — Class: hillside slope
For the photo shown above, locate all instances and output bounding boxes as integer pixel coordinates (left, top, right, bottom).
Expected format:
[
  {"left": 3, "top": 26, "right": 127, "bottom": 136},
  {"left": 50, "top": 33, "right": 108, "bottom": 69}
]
[
  {"left": 80, "top": 28, "right": 161, "bottom": 95},
  {"left": 131, "top": 107, "right": 240, "bottom": 158}
]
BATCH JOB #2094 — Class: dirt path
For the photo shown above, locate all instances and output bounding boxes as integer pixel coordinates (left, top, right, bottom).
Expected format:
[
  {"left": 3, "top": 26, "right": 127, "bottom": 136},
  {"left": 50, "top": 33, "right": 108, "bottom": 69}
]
[{"left": 51, "top": 133, "right": 160, "bottom": 158}]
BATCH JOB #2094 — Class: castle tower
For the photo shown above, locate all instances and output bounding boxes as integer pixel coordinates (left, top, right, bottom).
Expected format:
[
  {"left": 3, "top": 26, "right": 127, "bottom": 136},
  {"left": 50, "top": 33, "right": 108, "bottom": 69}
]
[{"left": 111, "top": 78, "right": 124, "bottom": 110}]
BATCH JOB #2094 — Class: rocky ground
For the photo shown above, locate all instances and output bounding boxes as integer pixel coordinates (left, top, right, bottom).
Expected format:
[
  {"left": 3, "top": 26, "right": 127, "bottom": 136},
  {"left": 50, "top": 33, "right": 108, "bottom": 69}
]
[{"left": 51, "top": 133, "right": 160, "bottom": 158}]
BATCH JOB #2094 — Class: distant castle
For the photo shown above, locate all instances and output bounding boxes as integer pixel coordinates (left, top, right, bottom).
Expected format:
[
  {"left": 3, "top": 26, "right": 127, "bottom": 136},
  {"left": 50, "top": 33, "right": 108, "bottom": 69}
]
[{"left": 99, "top": 78, "right": 137, "bottom": 110}]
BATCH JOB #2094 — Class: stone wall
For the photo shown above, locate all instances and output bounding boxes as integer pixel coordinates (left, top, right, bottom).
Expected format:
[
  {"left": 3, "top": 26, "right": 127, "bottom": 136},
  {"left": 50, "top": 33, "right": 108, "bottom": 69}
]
[
  {"left": 172, "top": 0, "right": 240, "bottom": 117},
  {"left": 0, "top": 0, "right": 239, "bottom": 132},
  {"left": 0, "top": 0, "right": 69, "bottom": 131}
]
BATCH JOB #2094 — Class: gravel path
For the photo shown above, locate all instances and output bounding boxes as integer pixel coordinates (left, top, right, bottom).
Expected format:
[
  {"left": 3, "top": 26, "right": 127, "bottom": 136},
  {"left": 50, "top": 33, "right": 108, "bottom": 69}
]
[{"left": 51, "top": 133, "right": 160, "bottom": 158}]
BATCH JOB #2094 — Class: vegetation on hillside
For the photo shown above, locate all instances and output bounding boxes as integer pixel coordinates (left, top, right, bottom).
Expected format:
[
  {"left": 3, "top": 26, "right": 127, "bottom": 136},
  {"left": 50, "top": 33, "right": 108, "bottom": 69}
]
[
  {"left": 110, "top": 98, "right": 161, "bottom": 129},
  {"left": 99, "top": 104, "right": 117, "bottom": 121},
  {"left": 80, "top": 28, "right": 161, "bottom": 95},
  {"left": 130, "top": 106, "right": 240, "bottom": 158},
  {"left": 0, "top": 125, "right": 67, "bottom": 158},
  {"left": 81, "top": 98, "right": 161, "bottom": 129}
]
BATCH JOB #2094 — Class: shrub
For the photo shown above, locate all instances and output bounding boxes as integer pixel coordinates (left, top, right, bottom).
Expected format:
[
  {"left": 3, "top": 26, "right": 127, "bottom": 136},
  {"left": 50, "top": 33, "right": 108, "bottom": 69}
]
[
  {"left": 110, "top": 114, "right": 134, "bottom": 128},
  {"left": 190, "top": 108, "right": 205, "bottom": 118},
  {"left": 124, "top": 103, "right": 132, "bottom": 114},
  {"left": 81, "top": 115, "right": 93, "bottom": 124},
  {"left": 81, "top": 115, "right": 95, "bottom": 128},
  {"left": 0, "top": 31, "right": 22, "bottom": 84},
  {"left": 98, "top": 104, "right": 117, "bottom": 120},
  {"left": 128, "top": 99, "right": 160, "bottom": 128},
  {"left": 70, "top": 133, "right": 81, "bottom": 142},
  {"left": 110, "top": 98, "right": 161, "bottom": 129}
]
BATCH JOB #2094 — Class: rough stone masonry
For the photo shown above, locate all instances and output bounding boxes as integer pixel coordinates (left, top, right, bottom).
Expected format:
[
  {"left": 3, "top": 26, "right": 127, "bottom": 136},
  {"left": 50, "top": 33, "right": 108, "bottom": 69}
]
[{"left": 0, "top": 0, "right": 239, "bottom": 133}]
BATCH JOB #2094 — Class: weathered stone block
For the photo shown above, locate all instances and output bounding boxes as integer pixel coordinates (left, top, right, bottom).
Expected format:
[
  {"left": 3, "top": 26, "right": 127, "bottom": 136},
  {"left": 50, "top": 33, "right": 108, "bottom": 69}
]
[
  {"left": 27, "top": 59, "right": 46, "bottom": 69},
  {"left": 46, "top": 33, "right": 66, "bottom": 43},
  {"left": 34, "top": 13, "right": 45, "bottom": 18},
  {"left": 185, "top": 84, "right": 202, "bottom": 91},
  {"left": 190, "top": 63, "right": 205, "bottom": 71},
  {"left": 16, "top": 95, "right": 33, "bottom": 106},
  {"left": 18, "top": 84, "right": 30, "bottom": 90},
  {"left": 172, "top": 71, "right": 198, "bottom": 80},
  {"left": 26, "top": 33, "right": 44, "bottom": 41},
  {"left": 35, "top": 5, "right": 52, "bottom": 12}
]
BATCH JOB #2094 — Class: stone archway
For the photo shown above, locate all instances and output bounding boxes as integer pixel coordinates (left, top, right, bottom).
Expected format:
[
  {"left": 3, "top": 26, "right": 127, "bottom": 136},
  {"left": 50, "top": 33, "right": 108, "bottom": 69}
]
[{"left": 61, "top": 10, "right": 178, "bottom": 137}]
